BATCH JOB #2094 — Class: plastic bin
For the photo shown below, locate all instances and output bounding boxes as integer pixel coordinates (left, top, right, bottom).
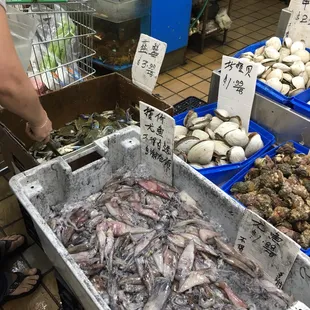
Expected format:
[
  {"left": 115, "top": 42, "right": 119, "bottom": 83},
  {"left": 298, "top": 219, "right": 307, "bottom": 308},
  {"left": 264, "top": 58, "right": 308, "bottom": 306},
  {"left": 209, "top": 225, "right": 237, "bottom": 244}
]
[
  {"left": 291, "top": 88, "right": 310, "bottom": 118},
  {"left": 222, "top": 141, "right": 310, "bottom": 256},
  {"left": 234, "top": 39, "right": 310, "bottom": 107},
  {"left": 174, "top": 103, "right": 276, "bottom": 187}
]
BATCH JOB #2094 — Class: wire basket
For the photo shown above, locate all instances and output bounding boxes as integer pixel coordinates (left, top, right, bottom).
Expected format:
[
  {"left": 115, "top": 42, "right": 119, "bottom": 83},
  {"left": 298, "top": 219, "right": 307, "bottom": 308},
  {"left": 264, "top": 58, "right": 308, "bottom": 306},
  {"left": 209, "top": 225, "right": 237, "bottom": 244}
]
[{"left": 7, "top": 1, "right": 96, "bottom": 93}]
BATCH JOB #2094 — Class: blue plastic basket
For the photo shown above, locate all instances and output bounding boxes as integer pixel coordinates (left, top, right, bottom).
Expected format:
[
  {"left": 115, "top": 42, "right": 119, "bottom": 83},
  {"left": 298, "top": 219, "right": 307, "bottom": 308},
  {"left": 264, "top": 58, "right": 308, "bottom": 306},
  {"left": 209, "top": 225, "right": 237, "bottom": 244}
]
[
  {"left": 291, "top": 88, "right": 310, "bottom": 118},
  {"left": 234, "top": 40, "right": 310, "bottom": 107},
  {"left": 174, "top": 103, "right": 276, "bottom": 187},
  {"left": 221, "top": 141, "right": 310, "bottom": 255}
]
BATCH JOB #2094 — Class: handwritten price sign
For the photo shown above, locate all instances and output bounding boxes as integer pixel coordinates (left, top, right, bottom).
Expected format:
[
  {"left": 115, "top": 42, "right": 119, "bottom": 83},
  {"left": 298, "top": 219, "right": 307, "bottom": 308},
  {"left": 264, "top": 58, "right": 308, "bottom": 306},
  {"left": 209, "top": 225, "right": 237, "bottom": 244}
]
[
  {"left": 235, "top": 210, "right": 300, "bottom": 289},
  {"left": 218, "top": 56, "right": 258, "bottom": 132},
  {"left": 287, "top": 301, "right": 310, "bottom": 310},
  {"left": 140, "top": 101, "right": 175, "bottom": 186},
  {"left": 132, "top": 34, "right": 167, "bottom": 94}
]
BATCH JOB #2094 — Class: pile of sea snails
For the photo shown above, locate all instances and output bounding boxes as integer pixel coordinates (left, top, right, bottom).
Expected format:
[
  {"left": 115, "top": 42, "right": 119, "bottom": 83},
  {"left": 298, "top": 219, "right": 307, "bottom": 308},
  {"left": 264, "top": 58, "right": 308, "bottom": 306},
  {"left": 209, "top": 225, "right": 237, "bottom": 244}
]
[
  {"left": 239, "top": 36, "right": 310, "bottom": 97},
  {"left": 174, "top": 109, "right": 264, "bottom": 169}
]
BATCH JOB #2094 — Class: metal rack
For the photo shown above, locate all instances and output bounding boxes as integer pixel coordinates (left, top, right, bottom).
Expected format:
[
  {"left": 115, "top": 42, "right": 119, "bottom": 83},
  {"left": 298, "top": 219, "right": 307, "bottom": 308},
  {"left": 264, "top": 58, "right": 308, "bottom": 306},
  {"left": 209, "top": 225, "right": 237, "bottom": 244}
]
[{"left": 7, "top": 1, "right": 96, "bottom": 92}]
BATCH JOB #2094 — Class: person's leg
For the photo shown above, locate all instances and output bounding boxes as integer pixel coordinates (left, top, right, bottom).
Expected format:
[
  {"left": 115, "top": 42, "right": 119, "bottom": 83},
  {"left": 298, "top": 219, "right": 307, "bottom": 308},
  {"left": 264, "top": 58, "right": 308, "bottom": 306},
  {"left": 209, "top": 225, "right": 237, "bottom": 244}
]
[
  {"left": 0, "top": 272, "right": 8, "bottom": 303},
  {"left": 0, "top": 235, "right": 27, "bottom": 263}
]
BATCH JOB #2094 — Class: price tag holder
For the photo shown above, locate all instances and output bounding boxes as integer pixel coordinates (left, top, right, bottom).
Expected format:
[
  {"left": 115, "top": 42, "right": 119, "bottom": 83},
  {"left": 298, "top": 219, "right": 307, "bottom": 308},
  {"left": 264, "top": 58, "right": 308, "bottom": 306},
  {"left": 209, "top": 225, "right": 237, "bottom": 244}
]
[
  {"left": 139, "top": 101, "right": 175, "bottom": 186},
  {"left": 132, "top": 34, "right": 167, "bottom": 94},
  {"left": 288, "top": 301, "right": 310, "bottom": 310},
  {"left": 218, "top": 56, "right": 258, "bottom": 132},
  {"left": 235, "top": 210, "right": 300, "bottom": 289},
  {"left": 285, "top": 2, "right": 310, "bottom": 44}
]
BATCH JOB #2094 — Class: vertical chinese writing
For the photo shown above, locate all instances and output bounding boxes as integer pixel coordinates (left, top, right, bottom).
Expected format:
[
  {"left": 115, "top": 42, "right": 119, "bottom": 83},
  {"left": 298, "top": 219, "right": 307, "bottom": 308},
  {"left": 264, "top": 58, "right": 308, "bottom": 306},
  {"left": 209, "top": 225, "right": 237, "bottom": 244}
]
[{"left": 236, "top": 236, "right": 247, "bottom": 253}]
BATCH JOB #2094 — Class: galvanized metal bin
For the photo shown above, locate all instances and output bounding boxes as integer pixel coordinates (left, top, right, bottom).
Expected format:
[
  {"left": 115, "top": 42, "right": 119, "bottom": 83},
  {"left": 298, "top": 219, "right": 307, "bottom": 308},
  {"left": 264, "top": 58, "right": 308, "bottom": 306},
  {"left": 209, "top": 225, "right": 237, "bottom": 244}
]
[{"left": 9, "top": 127, "right": 310, "bottom": 309}]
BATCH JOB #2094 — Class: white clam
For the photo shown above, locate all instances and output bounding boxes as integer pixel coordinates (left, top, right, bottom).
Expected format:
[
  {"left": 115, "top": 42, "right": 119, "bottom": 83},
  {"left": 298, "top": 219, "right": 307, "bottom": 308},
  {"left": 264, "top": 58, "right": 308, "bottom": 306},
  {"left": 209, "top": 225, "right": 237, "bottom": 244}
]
[
  {"left": 283, "top": 73, "right": 293, "bottom": 83},
  {"left": 224, "top": 128, "right": 249, "bottom": 147},
  {"left": 283, "top": 37, "right": 292, "bottom": 49},
  {"left": 261, "top": 59, "right": 276, "bottom": 67},
  {"left": 281, "top": 84, "right": 290, "bottom": 95},
  {"left": 254, "top": 55, "right": 265, "bottom": 63},
  {"left": 261, "top": 67, "right": 272, "bottom": 79},
  {"left": 192, "top": 129, "right": 210, "bottom": 140},
  {"left": 294, "top": 49, "right": 310, "bottom": 63},
  {"left": 291, "top": 40, "right": 305, "bottom": 54},
  {"left": 183, "top": 110, "right": 198, "bottom": 127},
  {"left": 187, "top": 140, "right": 215, "bottom": 165},
  {"left": 241, "top": 52, "right": 254, "bottom": 59},
  {"left": 266, "top": 69, "right": 283, "bottom": 81},
  {"left": 306, "top": 65, "right": 310, "bottom": 78},
  {"left": 257, "top": 64, "right": 266, "bottom": 77},
  {"left": 255, "top": 45, "right": 265, "bottom": 56},
  {"left": 283, "top": 55, "right": 301, "bottom": 65},
  {"left": 245, "top": 133, "right": 264, "bottom": 157},
  {"left": 175, "top": 136, "right": 200, "bottom": 153},
  {"left": 208, "top": 116, "right": 223, "bottom": 131},
  {"left": 228, "top": 146, "right": 246, "bottom": 163},
  {"left": 290, "top": 60, "right": 305, "bottom": 76},
  {"left": 266, "top": 78, "right": 283, "bottom": 92},
  {"left": 175, "top": 135, "right": 186, "bottom": 142},
  {"left": 205, "top": 128, "right": 215, "bottom": 140},
  {"left": 292, "top": 76, "right": 305, "bottom": 89},
  {"left": 272, "top": 63, "right": 290, "bottom": 72},
  {"left": 214, "top": 122, "right": 239, "bottom": 138},
  {"left": 214, "top": 109, "right": 230, "bottom": 120},
  {"left": 175, "top": 125, "right": 188, "bottom": 137},
  {"left": 289, "top": 88, "right": 304, "bottom": 97},
  {"left": 279, "top": 47, "right": 291, "bottom": 62},
  {"left": 214, "top": 140, "right": 231, "bottom": 156},
  {"left": 188, "top": 116, "right": 212, "bottom": 130},
  {"left": 266, "top": 37, "right": 281, "bottom": 51},
  {"left": 264, "top": 46, "right": 280, "bottom": 60},
  {"left": 300, "top": 71, "right": 309, "bottom": 84}
]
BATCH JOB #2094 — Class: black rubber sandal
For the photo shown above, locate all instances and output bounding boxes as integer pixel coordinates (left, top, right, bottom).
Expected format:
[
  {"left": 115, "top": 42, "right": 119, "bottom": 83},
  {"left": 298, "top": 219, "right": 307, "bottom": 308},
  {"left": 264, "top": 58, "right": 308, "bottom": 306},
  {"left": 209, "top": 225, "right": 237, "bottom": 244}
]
[
  {"left": 1, "top": 235, "right": 28, "bottom": 259},
  {"left": 2, "top": 269, "right": 42, "bottom": 304}
]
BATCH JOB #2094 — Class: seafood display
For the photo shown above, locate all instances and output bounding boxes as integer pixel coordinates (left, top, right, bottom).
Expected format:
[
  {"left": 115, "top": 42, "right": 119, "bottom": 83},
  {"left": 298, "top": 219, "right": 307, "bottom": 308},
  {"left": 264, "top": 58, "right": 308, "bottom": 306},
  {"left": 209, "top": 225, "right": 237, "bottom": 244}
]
[
  {"left": 230, "top": 142, "right": 310, "bottom": 249},
  {"left": 238, "top": 37, "right": 310, "bottom": 97},
  {"left": 29, "top": 105, "right": 138, "bottom": 163},
  {"left": 47, "top": 167, "right": 293, "bottom": 309},
  {"left": 174, "top": 109, "right": 264, "bottom": 169}
]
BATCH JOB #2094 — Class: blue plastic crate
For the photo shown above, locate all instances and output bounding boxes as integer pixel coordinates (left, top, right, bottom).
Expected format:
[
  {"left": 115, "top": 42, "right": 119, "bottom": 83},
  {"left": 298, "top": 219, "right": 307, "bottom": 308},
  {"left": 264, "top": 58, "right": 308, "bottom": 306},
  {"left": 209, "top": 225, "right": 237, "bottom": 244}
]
[
  {"left": 174, "top": 103, "right": 276, "bottom": 187},
  {"left": 221, "top": 141, "right": 310, "bottom": 255},
  {"left": 291, "top": 88, "right": 310, "bottom": 118},
  {"left": 234, "top": 39, "right": 310, "bottom": 107}
]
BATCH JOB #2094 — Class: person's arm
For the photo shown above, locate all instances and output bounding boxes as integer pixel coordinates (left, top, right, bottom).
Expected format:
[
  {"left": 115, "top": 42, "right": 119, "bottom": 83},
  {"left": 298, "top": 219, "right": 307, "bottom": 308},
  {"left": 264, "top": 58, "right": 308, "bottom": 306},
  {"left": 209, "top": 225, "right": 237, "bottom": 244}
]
[{"left": 0, "top": 6, "right": 52, "bottom": 142}]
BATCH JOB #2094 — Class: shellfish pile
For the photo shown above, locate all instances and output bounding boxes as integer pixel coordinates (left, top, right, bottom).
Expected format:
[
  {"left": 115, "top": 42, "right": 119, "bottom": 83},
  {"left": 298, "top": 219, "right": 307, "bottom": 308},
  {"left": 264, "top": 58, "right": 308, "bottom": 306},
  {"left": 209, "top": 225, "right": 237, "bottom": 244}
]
[
  {"left": 239, "top": 36, "right": 310, "bottom": 97},
  {"left": 230, "top": 142, "right": 310, "bottom": 249},
  {"left": 174, "top": 109, "right": 264, "bottom": 169}
]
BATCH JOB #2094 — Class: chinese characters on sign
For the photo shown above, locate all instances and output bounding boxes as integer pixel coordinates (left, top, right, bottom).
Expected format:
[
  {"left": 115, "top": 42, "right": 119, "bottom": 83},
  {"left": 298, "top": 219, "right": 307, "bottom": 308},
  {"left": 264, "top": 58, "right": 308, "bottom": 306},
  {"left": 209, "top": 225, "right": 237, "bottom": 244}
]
[
  {"left": 287, "top": 301, "right": 310, "bottom": 310},
  {"left": 285, "top": 0, "right": 310, "bottom": 44},
  {"left": 234, "top": 210, "right": 300, "bottom": 289},
  {"left": 139, "top": 101, "right": 174, "bottom": 186},
  {"left": 132, "top": 34, "right": 167, "bottom": 94},
  {"left": 218, "top": 56, "right": 258, "bottom": 132}
]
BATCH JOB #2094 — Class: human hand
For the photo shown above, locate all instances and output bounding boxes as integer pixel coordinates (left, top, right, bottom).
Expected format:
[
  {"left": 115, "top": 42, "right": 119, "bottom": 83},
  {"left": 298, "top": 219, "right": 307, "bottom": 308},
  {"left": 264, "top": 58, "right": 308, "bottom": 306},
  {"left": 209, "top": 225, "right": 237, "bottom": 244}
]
[{"left": 25, "top": 115, "right": 52, "bottom": 143}]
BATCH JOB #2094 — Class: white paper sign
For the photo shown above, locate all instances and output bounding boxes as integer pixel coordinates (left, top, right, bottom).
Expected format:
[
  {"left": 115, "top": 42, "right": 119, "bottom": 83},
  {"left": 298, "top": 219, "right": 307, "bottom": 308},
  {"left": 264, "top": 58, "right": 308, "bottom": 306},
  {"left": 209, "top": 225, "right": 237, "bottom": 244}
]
[
  {"left": 139, "top": 101, "right": 175, "bottom": 185},
  {"left": 288, "top": 301, "right": 310, "bottom": 310},
  {"left": 218, "top": 56, "right": 258, "bottom": 132},
  {"left": 285, "top": 2, "right": 310, "bottom": 45},
  {"left": 132, "top": 34, "right": 167, "bottom": 94},
  {"left": 235, "top": 210, "right": 300, "bottom": 289},
  {"left": 288, "top": 0, "right": 302, "bottom": 11}
]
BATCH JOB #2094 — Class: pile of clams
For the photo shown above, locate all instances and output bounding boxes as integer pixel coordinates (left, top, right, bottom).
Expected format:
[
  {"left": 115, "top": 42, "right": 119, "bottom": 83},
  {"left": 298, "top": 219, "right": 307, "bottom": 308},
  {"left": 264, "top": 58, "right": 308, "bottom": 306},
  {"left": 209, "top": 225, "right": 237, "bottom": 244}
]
[
  {"left": 239, "top": 36, "right": 310, "bottom": 97},
  {"left": 231, "top": 142, "right": 310, "bottom": 249},
  {"left": 174, "top": 109, "right": 264, "bottom": 169}
]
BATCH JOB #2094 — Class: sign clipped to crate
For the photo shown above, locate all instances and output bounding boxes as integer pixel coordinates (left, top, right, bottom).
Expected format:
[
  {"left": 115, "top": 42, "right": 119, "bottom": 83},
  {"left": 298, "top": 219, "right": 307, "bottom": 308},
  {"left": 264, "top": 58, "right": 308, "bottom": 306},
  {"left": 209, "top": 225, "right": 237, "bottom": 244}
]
[{"left": 6, "top": 0, "right": 66, "bottom": 3}]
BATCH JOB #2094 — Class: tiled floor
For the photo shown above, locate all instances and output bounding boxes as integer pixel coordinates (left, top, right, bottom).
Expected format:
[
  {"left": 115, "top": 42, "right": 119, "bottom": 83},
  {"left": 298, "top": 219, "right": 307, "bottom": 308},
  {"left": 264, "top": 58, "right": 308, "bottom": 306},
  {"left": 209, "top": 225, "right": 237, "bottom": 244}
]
[
  {"left": 154, "top": 0, "right": 286, "bottom": 106},
  {"left": 0, "top": 0, "right": 286, "bottom": 308}
]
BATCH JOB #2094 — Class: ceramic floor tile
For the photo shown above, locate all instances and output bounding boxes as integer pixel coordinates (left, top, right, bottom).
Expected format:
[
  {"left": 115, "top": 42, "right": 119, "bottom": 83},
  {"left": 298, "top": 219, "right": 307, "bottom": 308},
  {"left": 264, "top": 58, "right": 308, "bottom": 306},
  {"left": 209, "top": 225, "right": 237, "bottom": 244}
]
[
  {"left": 227, "top": 40, "right": 246, "bottom": 51},
  {"left": 245, "top": 23, "right": 262, "bottom": 32},
  {"left": 234, "top": 27, "right": 253, "bottom": 36},
  {"left": 191, "top": 54, "right": 213, "bottom": 65},
  {"left": 251, "top": 12, "right": 266, "bottom": 19},
  {"left": 185, "top": 49, "right": 199, "bottom": 59},
  {"left": 192, "top": 67, "right": 213, "bottom": 79},
  {"left": 42, "top": 270, "right": 61, "bottom": 305},
  {"left": 202, "top": 95, "right": 209, "bottom": 103},
  {"left": 179, "top": 87, "right": 205, "bottom": 99},
  {"left": 0, "top": 177, "right": 12, "bottom": 202},
  {"left": 215, "top": 45, "right": 236, "bottom": 55},
  {"left": 240, "top": 15, "right": 257, "bottom": 23},
  {"left": 167, "top": 67, "right": 187, "bottom": 78},
  {"left": 165, "top": 94, "right": 184, "bottom": 106},
  {"left": 0, "top": 196, "right": 23, "bottom": 228},
  {"left": 22, "top": 243, "right": 53, "bottom": 274},
  {"left": 181, "top": 60, "right": 200, "bottom": 71},
  {"left": 248, "top": 32, "right": 269, "bottom": 41},
  {"left": 164, "top": 79, "right": 189, "bottom": 93},
  {"left": 178, "top": 73, "right": 202, "bottom": 86},
  {"left": 157, "top": 73, "right": 173, "bottom": 85},
  {"left": 2, "top": 285, "right": 58, "bottom": 310},
  {"left": 254, "top": 20, "right": 272, "bottom": 28},
  {"left": 238, "top": 36, "right": 258, "bottom": 45},
  {"left": 257, "top": 28, "right": 274, "bottom": 37},
  {"left": 203, "top": 49, "right": 223, "bottom": 61},
  {"left": 227, "top": 31, "right": 243, "bottom": 40},
  {"left": 193, "top": 81, "right": 210, "bottom": 95},
  {"left": 4, "top": 219, "right": 34, "bottom": 247},
  {"left": 154, "top": 86, "right": 174, "bottom": 99}
]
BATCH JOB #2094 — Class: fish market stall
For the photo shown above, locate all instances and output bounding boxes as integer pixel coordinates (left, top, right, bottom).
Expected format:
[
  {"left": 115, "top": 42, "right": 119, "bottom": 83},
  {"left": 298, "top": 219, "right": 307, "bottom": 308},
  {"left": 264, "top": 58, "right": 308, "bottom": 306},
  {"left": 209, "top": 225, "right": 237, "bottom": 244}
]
[{"left": 9, "top": 127, "right": 310, "bottom": 309}]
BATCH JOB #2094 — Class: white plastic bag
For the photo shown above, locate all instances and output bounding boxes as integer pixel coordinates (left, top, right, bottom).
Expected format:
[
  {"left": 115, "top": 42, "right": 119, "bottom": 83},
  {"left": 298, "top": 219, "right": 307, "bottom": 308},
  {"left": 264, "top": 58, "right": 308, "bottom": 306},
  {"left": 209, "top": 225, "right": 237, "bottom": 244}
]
[{"left": 215, "top": 8, "right": 232, "bottom": 30}]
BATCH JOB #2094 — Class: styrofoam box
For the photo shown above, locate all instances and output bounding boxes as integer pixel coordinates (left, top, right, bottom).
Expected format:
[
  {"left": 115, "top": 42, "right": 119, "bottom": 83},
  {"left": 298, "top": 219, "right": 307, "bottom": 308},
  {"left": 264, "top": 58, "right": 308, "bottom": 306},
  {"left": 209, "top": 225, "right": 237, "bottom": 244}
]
[{"left": 9, "top": 127, "right": 310, "bottom": 309}]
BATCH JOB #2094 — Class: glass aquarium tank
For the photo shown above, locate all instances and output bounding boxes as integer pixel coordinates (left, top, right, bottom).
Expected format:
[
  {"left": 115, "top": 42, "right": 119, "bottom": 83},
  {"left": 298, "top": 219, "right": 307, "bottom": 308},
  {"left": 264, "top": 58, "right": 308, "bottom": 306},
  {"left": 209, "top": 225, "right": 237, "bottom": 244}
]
[{"left": 92, "top": 0, "right": 151, "bottom": 70}]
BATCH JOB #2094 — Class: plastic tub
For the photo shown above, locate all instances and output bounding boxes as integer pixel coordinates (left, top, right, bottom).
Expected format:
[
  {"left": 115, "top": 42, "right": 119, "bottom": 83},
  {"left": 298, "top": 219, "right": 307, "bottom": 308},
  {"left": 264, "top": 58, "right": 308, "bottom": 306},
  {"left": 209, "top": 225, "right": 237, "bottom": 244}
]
[
  {"left": 174, "top": 103, "right": 276, "bottom": 187},
  {"left": 222, "top": 141, "right": 310, "bottom": 255},
  {"left": 234, "top": 40, "right": 310, "bottom": 107},
  {"left": 291, "top": 88, "right": 310, "bottom": 118}
]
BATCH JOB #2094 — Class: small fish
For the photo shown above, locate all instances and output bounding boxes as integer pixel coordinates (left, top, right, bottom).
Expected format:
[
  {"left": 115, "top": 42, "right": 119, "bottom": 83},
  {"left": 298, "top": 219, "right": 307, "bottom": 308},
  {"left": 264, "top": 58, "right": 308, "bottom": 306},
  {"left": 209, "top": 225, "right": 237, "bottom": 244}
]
[
  {"left": 70, "top": 246, "right": 98, "bottom": 263},
  {"left": 199, "top": 229, "right": 221, "bottom": 243},
  {"left": 163, "top": 247, "right": 177, "bottom": 281},
  {"left": 144, "top": 278, "right": 171, "bottom": 310},
  {"left": 137, "top": 179, "right": 173, "bottom": 199},
  {"left": 67, "top": 242, "right": 90, "bottom": 254},
  {"left": 173, "top": 219, "right": 212, "bottom": 229},
  {"left": 130, "top": 202, "right": 160, "bottom": 220},
  {"left": 178, "top": 191, "right": 203, "bottom": 216},
  {"left": 216, "top": 282, "right": 248, "bottom": 309},
  {"left": 153, "top": 250, "right": 164, "bottom": 274},
  {"left": 178, "top": 269, "right": 210, "bottom": 293},
  {"left": 176, "top": 240, "right": 195, "bottom": 286},
  {"left": 105, "top": 228, "right": 114, "bottom": 260},
  {"left": 96, "top": 229, "right": 106, "bottom": 264},
  {"left": 135, "top": 230, "right": 156, "bottom": 257}
]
